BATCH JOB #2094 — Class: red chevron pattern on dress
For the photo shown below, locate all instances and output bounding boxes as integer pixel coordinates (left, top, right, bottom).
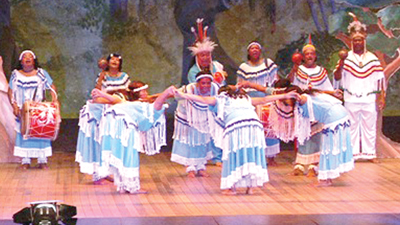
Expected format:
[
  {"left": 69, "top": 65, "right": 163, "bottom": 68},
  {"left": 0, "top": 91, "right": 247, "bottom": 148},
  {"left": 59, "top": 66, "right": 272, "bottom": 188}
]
[
  {"left": 343, "top": 60, "right": 383, "bottom": 79},
  {"left": 296, "top": 67, "right": 328, "bottom": 83}
]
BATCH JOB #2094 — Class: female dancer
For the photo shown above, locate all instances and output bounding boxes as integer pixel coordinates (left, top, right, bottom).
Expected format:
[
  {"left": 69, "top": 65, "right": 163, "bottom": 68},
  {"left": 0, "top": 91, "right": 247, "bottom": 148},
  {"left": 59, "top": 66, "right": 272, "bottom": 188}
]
[
  {"left": 90, "top": 85, "right": 175, "bottom": 194},
  {"left": 174, "top": 85, "right": 299, "bottom": 194}
]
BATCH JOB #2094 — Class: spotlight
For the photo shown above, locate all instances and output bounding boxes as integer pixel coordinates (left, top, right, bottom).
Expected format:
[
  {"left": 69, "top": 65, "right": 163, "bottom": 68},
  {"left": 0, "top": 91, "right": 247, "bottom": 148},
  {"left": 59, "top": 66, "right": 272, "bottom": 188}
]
[{"left": 13, "top": 200, "right": 77, "bottom": 225}]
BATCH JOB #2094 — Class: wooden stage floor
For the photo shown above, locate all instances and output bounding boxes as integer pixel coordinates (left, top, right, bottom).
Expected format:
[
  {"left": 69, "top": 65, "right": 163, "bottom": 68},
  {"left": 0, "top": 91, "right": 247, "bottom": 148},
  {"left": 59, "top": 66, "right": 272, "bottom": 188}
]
[{"left": 1, "top": 150, "right": 400, "bottom": 224}]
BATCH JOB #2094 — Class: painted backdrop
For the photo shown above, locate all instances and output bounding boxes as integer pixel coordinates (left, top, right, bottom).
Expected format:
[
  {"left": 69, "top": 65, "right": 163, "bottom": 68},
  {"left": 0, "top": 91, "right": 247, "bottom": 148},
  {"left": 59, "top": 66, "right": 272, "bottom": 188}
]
[{"left": 0, "top": 0, "right": 399, "bottom": 118}]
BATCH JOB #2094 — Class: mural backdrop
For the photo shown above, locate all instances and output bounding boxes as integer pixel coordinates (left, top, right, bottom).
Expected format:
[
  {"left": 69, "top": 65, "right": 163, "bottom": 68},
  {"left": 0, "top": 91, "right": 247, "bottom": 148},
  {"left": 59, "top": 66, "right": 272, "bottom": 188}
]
[{"left": 0, "top": 0, "right": 399, "bottom": 118}]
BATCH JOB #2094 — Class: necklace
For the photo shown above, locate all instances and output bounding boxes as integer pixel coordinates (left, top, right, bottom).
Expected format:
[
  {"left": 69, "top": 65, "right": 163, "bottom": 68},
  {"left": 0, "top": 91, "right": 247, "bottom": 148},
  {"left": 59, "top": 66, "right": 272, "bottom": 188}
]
[{"left": 352, "top": 51, "right": 365, "bottom": 67}]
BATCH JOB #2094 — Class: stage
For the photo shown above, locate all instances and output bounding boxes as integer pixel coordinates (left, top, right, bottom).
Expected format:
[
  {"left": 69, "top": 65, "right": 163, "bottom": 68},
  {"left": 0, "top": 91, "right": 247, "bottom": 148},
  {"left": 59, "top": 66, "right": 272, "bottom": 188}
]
[
  {"left": 1, "top": 151, "right": 400, "bottom": 224},
  {"left": 1, "top": 118, "right": 400, "bottom": 224}
]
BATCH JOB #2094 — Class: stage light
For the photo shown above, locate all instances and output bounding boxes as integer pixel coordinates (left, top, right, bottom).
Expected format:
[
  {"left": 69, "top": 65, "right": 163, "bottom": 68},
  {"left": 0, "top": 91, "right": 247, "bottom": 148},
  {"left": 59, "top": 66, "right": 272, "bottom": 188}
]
[{"left": 13, "top": 200, "right": 77, "bottom": 225}]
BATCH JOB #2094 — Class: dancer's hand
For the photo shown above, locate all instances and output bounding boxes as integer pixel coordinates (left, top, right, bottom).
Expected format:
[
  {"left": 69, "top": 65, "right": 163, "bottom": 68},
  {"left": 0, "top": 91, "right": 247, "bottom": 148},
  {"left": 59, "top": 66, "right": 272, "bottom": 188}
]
[
  {"left": 91, "top": 88, "right": 104, "bottom": 99},
  {"left": 237, "top": 81, "right": 251, "bottom": 89},
  {"left": 12, "top": 102, "right": 20, "bottom": 118},
  {"left": 332, "top": 89, "right": 343, "bottom": 100},
  {"left": 165, "top": 85, "right": 177, "bottom": 97},
  {"left": 284, "top": 90, "right": 300, "bottom": 101},
  {"left": 173, "top": 89, "right": 186, "bottom": 99}
]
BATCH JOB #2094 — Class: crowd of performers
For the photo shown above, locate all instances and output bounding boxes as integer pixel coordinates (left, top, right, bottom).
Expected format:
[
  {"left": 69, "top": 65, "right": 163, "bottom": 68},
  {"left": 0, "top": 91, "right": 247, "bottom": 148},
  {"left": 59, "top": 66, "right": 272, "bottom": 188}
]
[{"left": 0, "top": 13, "right": 386, "bottom": 194}]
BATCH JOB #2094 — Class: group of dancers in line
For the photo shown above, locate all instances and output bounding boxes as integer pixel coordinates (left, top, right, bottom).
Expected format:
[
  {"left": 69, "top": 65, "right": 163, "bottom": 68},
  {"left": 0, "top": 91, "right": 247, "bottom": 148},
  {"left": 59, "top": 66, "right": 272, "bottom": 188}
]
[{"left": 0, "top": 14, "right": 385, "bottom": 195}]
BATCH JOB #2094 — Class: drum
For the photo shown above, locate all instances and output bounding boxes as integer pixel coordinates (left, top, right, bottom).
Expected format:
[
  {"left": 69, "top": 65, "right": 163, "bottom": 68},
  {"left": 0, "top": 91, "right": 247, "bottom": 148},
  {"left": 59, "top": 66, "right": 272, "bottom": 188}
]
[
  {"left": 21, "top": 101, "right": 61, "bottom": 140},
  {"left": 257, "top": 104, "right": 276, "bottom": 138}
]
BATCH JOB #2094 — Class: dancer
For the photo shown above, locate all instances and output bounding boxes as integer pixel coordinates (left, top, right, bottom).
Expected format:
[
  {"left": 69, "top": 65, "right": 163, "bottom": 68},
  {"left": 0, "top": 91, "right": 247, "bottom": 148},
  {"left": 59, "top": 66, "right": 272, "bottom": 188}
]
[
  {"left": 171, "top": 71, "right": 222, "bottom": 177},
  {"left": 286, "top": 35, "right": 341, "bottom": 177},
  {"left": 8, "top": 50, "right": 59, "bottom": 169},
  {"left": 76, "top": 54, "right": 130, "bottom": 184},
  {"left": 93, "top": 85, "right": 175, "bottom": 194},
  {"left": 254, "top": 79, "right": 354, "bottom": 187},
  {"left": 333, "top": 13, "right": 385, "bottom": 162},
  {"left": 174, "top": 84, "right": 299, "bottom": 194},
  {"left": 236, "top": 41, "right": 280, "bottom": 166}
]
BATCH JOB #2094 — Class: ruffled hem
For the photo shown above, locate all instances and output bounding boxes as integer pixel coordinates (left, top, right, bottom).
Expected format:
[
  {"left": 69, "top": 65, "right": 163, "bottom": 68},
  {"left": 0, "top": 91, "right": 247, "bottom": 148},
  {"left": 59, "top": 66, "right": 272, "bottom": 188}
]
[
  {"left": 115, "top": 173, "right": 140, "bottom": 193},
  {"left": 75, "top": 151, "right": 110, "bottom": 177},
  {"left": 295, "top": 152, "right": 320, "bottom": 165},
  {"left": 14, "top": 147, "right": 52, "bottom": 158},
  {"left": 105, "top": 152, "right": 139, "bottom": 179},
  {"left": 171, "top": 151, "right": 212, "bottom": 167},
  {"left": 220, "top": 162, "right": 269, "bottom": 189},
  {"left": 353, "top": 153, "right": 377, "bottom": 160},
  {"left": 265, "top": 143, "right": 280, "bottom": 157},
  {"left": 318, "top": 160, "right": 354, "bottom": 180}
]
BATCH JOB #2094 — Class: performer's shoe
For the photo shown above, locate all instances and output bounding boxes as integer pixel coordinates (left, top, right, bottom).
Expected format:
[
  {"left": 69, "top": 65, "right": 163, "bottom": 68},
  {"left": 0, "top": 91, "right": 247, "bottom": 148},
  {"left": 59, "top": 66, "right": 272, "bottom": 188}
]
[
  {"left": 222, "top": 189, "right": 237, "bottom": 195},
  {"left": 38, "top": 163, "right": 49, "bottom": 170},
  {"left": 291, "top": 167, "right": 304, "bottom": 176},
  {"left": 369, "top": 158, "right": 380, "bottom": 164},
  {"left": 198, "top": 170, "right": 210, "bottom": 177},
  {"left": 306, "top": 168, "right": 318, "bottom": 177},
  {"left": 93, "top": 179, "right": 106, "bottom": 185},
  {"left": 21, "top": 164, "right": 30, "bottom": 170},
  {"left": 129, "top": 189, "right": 148, "bottom": 194},
  {"left": 267, "top": 157, "right": 278, "bottom": 166},
  {"left": 104, "top": 176, "right": 114, "bottom": 182},
  {"left": 119, "top": 189, "right": 148, "bottom": 194},
  {"left": 246, "top": 187, "right": 254, "bottom": 195},
  {"left": 313, "top": 179, "right": 332, "bottom": 187},
  {"left": 187, "top": 171, "right": 196, "bottom": 178}
]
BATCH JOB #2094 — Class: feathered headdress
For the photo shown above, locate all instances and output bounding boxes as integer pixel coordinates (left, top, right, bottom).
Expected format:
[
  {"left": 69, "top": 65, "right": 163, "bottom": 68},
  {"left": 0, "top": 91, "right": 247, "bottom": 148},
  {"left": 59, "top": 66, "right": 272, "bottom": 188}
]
[
  {"left": 302, "top": 34, "right": 316, "bottom": 53},
  {"left": 187, "top": 18, "right": 217, "bottom": 56},
  {"left": 347, "top": 12, "right": 367, "bottom": 39}
]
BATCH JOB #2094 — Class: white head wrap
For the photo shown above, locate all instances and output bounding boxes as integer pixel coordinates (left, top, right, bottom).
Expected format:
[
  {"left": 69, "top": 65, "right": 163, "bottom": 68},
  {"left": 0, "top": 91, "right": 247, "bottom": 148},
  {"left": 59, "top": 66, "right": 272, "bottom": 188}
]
[{"left": 19, "top": 50, "right": 36, "bottom": 61}]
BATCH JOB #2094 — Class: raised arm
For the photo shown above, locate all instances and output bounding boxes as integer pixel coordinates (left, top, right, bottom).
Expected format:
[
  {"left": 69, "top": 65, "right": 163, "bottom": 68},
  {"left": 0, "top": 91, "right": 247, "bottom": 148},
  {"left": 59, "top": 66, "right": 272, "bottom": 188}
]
[
  {"left": 95, "top": 71, "right": 106, "bottom": 90},
  {"left": 174, "top": 89, "right": 217, "bottom": 106},
  {"left": 334, "top": 48, "right": 348, "bottom": 81},
  {"left": 320, "top": 89, "right": 343, "bottom": 100},
  {"left": 334, "top": 60, "right": 345, "bottom": 81},
  {"left": 91, "top": 88, "right": 123, "bottom": 104},
  {"left": 287, "top": 64, "right": 299, "bottom": 83},
  {"left": 237, "top": 80, "right": 266, "bottom": 92},
  {"left": 153, "top": 86, "right": 175, "bottom": 110},
  {"left": 251, "top": 91, "right": 300, "bottom": 106}
]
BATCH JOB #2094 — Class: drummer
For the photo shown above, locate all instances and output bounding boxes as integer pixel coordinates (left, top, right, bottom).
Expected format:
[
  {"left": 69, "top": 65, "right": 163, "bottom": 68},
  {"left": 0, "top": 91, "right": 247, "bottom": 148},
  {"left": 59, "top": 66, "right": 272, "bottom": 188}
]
[{"left": 8, "top": 50, "right": 59, "bottom": 170}]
